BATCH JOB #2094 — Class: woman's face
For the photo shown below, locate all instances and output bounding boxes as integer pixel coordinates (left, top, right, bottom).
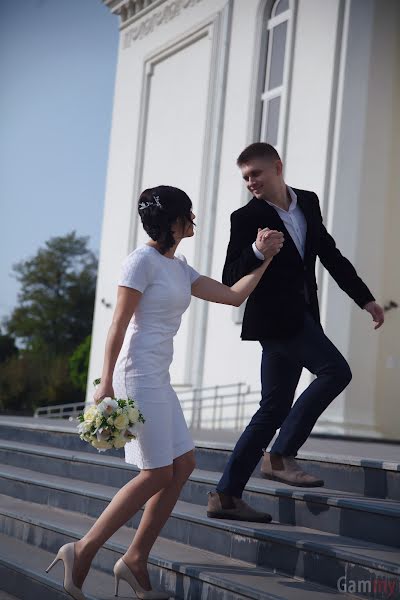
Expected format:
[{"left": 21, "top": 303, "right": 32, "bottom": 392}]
[
  {"left": 185, "top": 211, "right": 196, "bottom": 237},
  {"left": 173, "top": 210, "right": 195, "bottom": 241}
]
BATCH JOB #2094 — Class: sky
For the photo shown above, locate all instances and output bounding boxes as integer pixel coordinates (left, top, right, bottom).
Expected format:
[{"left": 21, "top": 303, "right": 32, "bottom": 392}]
[{"left": 0, "top": 0, "right": 119, "bottom": 321}]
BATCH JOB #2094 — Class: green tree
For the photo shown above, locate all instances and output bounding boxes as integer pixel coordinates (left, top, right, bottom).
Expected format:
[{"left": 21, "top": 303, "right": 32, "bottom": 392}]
[
  {"left": 69, "top": 335, "right": 92, "bottom": 392},
  {"left": 6, "top": 232, "right": 97, "bottom": 354},
  {"left": 0, "top": 351, "right": 80, "bottom": 413},
  {"left": 0, "top": 330, "right": 18, "bottom": 363}
]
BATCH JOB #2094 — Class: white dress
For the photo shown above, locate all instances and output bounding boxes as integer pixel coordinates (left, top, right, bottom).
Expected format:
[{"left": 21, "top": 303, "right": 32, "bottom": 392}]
[{"left": 113, "top": 244, "right": 201, "bottom": 469}]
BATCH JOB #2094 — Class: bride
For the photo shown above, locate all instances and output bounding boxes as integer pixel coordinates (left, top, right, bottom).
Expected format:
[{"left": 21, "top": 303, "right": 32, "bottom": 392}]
[{"left": 45, "top": 185, "right": 283, "bottom": 599}]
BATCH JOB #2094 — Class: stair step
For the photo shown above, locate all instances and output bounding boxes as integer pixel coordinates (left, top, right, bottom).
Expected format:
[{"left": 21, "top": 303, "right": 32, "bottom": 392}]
[
  {"left": 0, "top": 439, "right": 132, "bottom": 489},
  {"left": 182, "top": 469, "right": 400, "bottom": 548},
  {"left": 2, "top": 439, "right": 399, "bottom": 517},
  {"left": 1, "top": 418, "right": 399, "bottom": 598},
  {"left": 1, "top": 444, "right": 399, "bottom": 549},
  {"left": 169, "top": 500, "right": 400, "bottom": 575},
  {"left": 1, "top": 418, "right": 400, "bottom": 500},
  {"left": 1, "top": 490, "right": 399, "bottom": 596},
  {"left": 0, "top": 533, "right": 125, "bottom": 600},
  {"left": 194, "top": 444, "right": 400, "bottom": 500},
  {"left": 0, "top": 504, "right": 356, "bottom": 600},
  {"left": 0, "top": 458, "right": 399, "bottom": 593}
]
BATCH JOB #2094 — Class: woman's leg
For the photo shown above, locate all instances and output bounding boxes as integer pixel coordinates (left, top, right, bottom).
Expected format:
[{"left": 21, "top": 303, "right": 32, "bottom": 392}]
[
  {"left": 72, "top": 464, "right": 174, "bottom": 588},
  {"left": 122, "top": 450, "right": 196, "bottom": 590}
]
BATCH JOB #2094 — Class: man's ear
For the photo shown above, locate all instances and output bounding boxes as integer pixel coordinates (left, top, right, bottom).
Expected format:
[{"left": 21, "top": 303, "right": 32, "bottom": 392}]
[{"left": 276, "top": 160, "right": 283, "bottom": 176}]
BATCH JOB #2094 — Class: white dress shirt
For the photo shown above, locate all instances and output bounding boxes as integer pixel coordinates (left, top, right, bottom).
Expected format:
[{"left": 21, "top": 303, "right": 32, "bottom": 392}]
[
  {"left": 252, "top": 186, "right": 309, "bottom": 302},
  {"left": 252, "top": 186, "right": 307, "bottom": 260}
]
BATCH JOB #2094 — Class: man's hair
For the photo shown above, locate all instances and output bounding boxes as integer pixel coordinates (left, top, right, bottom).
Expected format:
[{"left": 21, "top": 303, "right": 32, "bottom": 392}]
[{"left": 237, "top": 142, "right": 281, "bottom": 166}]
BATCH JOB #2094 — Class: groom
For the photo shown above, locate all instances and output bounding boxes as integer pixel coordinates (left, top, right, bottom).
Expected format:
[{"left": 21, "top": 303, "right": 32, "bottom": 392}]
[{"left": 207, "top": 142, "right": 384, "bottom": 522}]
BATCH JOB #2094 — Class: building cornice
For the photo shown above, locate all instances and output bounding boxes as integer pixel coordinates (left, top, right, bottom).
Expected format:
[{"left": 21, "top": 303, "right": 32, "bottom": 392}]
[
  {"left": 104, "top": 0, "right": 204, "bottom": 42},
  {"left": 103, "top": 0, "right": 168, "bottom": 28}
]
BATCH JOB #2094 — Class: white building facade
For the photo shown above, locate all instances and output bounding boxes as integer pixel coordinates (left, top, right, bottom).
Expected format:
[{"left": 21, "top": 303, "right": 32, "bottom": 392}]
[{"left": 88, "top": 0, "right": 400, "bottom": 439}]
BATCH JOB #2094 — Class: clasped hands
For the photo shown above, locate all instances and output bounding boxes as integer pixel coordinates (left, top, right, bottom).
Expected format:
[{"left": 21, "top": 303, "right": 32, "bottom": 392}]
[{"left": 255, "top": 227, "right": 284, "bottom": 259}]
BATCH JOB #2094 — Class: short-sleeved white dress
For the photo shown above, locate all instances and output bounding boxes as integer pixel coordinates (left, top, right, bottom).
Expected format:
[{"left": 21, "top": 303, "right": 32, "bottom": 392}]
[{"left": 113, "top": 244, "right": 201, "bottom": 469}]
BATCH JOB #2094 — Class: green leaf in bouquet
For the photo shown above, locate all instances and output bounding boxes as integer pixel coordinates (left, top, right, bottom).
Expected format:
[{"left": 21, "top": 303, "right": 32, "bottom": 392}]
[{"left": 93, "top": 378, "right": 101, "bottom": 387}]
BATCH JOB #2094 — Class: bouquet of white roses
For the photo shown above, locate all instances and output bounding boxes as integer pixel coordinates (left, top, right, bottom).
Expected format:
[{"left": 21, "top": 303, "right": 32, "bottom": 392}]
[{"left": 77, "top": 379, "right": 145, "bottom": 452}]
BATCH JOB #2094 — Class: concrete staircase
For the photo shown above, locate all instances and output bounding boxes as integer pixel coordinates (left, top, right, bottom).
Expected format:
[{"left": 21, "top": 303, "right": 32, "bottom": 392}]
[{"left": 0, "top": 417, "right": 399, "bottom": 600}]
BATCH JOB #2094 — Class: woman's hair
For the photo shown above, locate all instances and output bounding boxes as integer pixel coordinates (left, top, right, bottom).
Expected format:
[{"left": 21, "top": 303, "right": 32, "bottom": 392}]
[{"left": 138, "top": 185, "right": 194, "bottom": 254}]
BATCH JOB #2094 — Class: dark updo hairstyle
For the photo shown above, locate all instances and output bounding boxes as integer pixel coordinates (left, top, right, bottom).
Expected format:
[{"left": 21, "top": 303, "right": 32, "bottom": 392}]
[{"left": 138, "top": 185, "right": 194, "bottom": 254}]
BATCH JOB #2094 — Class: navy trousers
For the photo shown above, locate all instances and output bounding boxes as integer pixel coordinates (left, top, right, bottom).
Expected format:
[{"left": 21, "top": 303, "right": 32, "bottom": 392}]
[{"left": 217, "top": 311, "right": 352, "bottom": 498}]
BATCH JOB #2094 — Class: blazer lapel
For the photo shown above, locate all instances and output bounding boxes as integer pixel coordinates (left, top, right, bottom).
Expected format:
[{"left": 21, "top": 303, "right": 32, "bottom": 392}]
[
  {"left": 248, "top": 197, "right": 303, "bottom": 262},
  {"left": 248, "top": 197, "right": 282, "bottom": 229}
]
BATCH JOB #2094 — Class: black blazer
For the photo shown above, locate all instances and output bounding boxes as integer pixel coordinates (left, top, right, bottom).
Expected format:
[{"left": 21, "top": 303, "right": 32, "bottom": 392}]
[{"left": 222, "top": 188, "right": 375, "bottom": 340}]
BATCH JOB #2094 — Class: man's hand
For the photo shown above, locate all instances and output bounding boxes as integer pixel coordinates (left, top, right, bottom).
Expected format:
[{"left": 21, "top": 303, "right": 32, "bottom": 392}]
[
  {"left": 256, "top": 227, "right": 284, "bottom": 260},
  {"left": 363, "top": 301, "right": 384, "bottom": 330}
]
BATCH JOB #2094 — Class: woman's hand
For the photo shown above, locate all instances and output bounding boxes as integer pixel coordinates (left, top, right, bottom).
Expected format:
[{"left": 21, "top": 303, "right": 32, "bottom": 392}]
[
  {"left": 256, "top": 228, "right": 284, "bottom": 259},
  {"left": 94, "top": 381, "right": 115, "bottom": 405}
]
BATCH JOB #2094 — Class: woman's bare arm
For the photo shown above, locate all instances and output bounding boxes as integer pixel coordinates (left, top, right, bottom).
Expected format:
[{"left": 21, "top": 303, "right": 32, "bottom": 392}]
[
  {"left": 94, "top": 286, "right": 142, "bottom": 403},
  {"left": 191, "top": 259, "right": 271, "bottom": 306},
  {"left": 191, "top": 229, "right": 283, "bottom": 306}
]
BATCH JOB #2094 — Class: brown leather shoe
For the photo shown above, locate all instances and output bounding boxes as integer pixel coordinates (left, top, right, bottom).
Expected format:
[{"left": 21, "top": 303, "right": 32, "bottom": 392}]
[
  {"left": 260, "top": 452, "right": 324, "bottom": 487},
  {"left": 207, "top": 492, "right": 272, "bottom": 523}
]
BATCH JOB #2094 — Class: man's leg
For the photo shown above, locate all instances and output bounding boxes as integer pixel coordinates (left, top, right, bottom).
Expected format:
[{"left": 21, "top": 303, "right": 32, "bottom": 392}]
[
  {"left": 271, "top": 312, "right": 352, "bottom": 457},
  {"left": 212, "top": 341, "right": 302, "bottom": 507}
]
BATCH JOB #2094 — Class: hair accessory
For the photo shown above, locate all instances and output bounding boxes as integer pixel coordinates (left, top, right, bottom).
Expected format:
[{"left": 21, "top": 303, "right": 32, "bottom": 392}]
[
  {"left": 139, "top": 194, "right": 163, "bottom": 210},
  {"left": 152, "top": 195, "right": 162, "bottom": 207}
]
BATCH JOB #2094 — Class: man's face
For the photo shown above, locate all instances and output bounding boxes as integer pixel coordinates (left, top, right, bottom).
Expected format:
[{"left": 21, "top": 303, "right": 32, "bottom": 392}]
[{"left": 240, "top": 157, "right": 282, "bottom": 200}]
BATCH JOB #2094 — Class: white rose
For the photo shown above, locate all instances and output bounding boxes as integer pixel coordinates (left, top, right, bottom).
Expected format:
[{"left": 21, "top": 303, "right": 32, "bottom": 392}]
[
  {"left": 77, "top": 421, "right": 91, "bottom": 434},
  {"left": 114, "top": 414, "right": 129, "bottom": 430},
  {"left": 83, "top": 406, "right": 97, "bottom": 423},
  {"left": 97, "top": 398, "right": 119, "bottom": 417},
  {"left": 91, "top": 438, "right": 111, "bottom": 451},
  {"left": 127, "top": 407, "right": 140, "bottom": 423},
  {"left": 113, "top": 435, "right": 127, "bottom": 449}
]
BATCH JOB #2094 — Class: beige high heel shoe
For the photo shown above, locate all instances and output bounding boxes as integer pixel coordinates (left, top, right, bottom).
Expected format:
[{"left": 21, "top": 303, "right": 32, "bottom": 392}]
[
  {"left": 45, "top": 542, "right": 86, "bottom": 600},
  {"left": 113, "top": 557, "right": 170, "bottom": 599}
]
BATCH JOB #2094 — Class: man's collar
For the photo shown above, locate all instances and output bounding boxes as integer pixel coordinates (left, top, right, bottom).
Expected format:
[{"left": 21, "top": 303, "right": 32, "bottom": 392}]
[{"left": 265, "top": 186, "right": 297, "bottom": 212}]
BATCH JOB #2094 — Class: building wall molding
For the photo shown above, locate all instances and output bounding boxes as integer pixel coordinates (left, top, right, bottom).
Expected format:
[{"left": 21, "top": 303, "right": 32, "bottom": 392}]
[
  {"left": 103, "top": 0, "right": 204, "bottom": 39},
  {"left": 127, "top": 2, "right": 233, "bottom": 399}
]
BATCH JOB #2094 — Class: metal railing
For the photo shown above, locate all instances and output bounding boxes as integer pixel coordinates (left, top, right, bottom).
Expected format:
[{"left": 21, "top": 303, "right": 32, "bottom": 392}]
[
  {"left": 177, "top": 383, "right": 260, "bottom": 430},
  {"left": 34, "top": 383, "right": 262, "bottom": 430},
  {"left": 34, "top": 401, "right": 89, "bottom": 419}
]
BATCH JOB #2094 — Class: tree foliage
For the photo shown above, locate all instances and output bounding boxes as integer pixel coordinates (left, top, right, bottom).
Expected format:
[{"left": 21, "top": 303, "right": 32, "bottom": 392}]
[
  {"left": 69, "top": 335, "right": 92, "bottom": 392},
  {"left": 6, "top": 232, "right": 97, "bottom": 354},
  {"left": 1, "top": 232, "right": 97, "bottom": 414},
  {"left": 0, "top": 330, "right": 18, "bottom": 364},
  {"left": 0, "top": 351, "right": 81, "bottom": 413}
]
